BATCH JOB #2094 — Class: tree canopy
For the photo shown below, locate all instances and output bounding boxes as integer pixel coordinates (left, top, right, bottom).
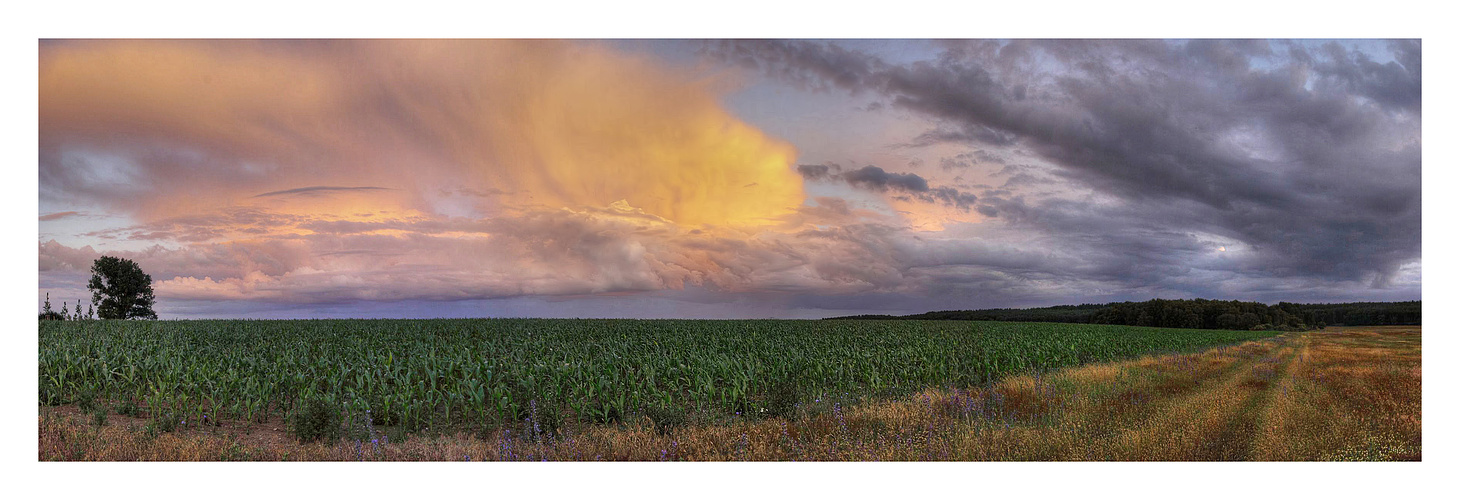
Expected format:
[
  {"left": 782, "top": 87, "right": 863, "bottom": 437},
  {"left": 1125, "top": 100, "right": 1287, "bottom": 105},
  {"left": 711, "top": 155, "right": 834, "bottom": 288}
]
[{"left": 87, "top": 256, "right": 157, "bottom": 320}]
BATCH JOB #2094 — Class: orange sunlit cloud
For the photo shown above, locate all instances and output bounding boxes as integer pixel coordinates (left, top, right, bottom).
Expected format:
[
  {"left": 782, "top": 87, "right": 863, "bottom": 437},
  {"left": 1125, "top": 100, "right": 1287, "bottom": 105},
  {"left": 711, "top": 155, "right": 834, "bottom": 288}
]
[
  {"left": 38, "top": 40, "right": 914, "bottom": 308},
  {"left": 40, "top": 40, "right": 804, "bottom": 227}
]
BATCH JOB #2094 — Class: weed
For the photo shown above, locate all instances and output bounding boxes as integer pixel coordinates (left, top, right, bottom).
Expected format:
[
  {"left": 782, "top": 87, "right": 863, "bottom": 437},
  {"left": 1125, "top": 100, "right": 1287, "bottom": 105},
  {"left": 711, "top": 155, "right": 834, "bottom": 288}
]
[
  {"left": 149, "top": 411, "right": 178, "bottom": 433},
  {"left": 761, "top": 378, "right": 800, "bottom": 419},
  {"left": 289, "top": 398, "right": 341, "bottom": 443},
  {"left": 76, "top": 389, "right": 98, "bottom": 414},
  {"left": 525, "top": 399, "right": 561, "bottom": 441},
  {"left": 643, "top": 405, "right": 686, "bottom": 435},
  {"left": 114, "top": 398, "right": 139, "bottom": 417}
]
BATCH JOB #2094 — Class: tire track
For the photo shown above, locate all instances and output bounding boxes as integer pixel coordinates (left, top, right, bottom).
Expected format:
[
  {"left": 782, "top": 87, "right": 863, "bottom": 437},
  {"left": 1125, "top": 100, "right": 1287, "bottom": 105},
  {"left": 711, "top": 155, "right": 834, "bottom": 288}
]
[{"left": 1087, "top": 335, "right": 1297, "bottom": 460}]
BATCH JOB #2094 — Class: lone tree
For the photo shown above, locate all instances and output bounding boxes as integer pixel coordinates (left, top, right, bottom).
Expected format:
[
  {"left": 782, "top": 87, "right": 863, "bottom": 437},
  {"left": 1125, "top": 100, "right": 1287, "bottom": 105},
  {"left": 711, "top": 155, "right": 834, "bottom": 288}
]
[{"left": 87, "top": 256, "right": 158, "bottom": 320}]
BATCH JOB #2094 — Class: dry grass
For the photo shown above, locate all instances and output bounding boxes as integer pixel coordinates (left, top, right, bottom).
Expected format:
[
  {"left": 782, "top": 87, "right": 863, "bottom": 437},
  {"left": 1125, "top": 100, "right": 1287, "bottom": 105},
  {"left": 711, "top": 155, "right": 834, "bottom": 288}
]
[{"left": 40, "top": 326, "right": 1420, "bottom": 461}]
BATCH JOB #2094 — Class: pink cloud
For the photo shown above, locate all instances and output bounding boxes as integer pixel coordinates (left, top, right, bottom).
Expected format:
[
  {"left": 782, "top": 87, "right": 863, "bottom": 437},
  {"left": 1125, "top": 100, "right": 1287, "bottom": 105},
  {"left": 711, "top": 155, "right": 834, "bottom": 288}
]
[{"left": 39, "top": 211, "right": 83, "bottom": 221}]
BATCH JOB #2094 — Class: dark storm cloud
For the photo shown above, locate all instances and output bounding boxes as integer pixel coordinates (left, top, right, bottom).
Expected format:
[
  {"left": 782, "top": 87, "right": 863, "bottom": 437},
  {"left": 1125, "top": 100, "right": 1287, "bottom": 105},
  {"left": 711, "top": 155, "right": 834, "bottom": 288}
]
[
  {"left": 1308, "top": 40, "right": 1421, "bottom": 112},
  {"left": 795, "top": 163, "right": 835, "bottom": 180},
  {"left": 714, "top": 39, "right": 1421, "bottom": 297},
  {"left": 842, "top": 166, "right": 929, "bottom": 192},
  {"left": 798, "top": 164, "right": 980, "bottom": 212},
  {"left": 253, "top": 186, "right": 392, "bottom": 198}
]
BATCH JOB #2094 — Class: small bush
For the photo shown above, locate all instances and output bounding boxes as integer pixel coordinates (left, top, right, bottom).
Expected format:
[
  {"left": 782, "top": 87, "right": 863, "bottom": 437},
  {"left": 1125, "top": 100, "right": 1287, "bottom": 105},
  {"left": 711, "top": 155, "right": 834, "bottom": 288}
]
[
  {"left": 91, "top": 408, "right": 108, "bottom": 427},
  {"left": 525, "top": 399, "right": 561, "bottom": 440},
  {"left": 762, "top": 379, "right": 800, "bottom": 419},
  {"left": 114, "top": 398, "right": 138, "bottom": 417},
  {"left": 643, "top": 405, "right": 686, "bottom": 435},
  {"left": 76, "top": 389, "right": 98, "bottom": 413},
  {"left": 150, "top": 411, "right": 178, "bottom": 433},
  {"left": 290, "top": 398, "right": 341, "bottom": 443}
]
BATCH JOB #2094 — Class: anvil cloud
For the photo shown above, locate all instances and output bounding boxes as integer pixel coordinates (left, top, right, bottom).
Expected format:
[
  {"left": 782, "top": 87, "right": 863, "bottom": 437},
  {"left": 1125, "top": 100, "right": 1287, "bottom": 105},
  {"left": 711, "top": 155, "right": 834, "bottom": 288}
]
[{"left": 38, "top": 39, "right": 1421, "bottom": 318}]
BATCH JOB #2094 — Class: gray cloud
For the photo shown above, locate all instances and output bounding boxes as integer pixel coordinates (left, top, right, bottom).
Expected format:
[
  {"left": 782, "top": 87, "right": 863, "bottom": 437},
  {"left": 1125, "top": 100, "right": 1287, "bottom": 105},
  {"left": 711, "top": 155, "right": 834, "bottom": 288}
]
[
  {"left": 842, "top": 166, "right": 929, "bottom": 192},
  {"left": 795, "top": 163, "right": 835, "bottom": 180},
  {"left": 938, "top": 151, "right": 1001, "bottom": 171},
  {"left": 798, "top": 164, "right": 980, "bottom": 212},
  {"left": 716, "top": 39, "right": 1421, "bottom": 297}
]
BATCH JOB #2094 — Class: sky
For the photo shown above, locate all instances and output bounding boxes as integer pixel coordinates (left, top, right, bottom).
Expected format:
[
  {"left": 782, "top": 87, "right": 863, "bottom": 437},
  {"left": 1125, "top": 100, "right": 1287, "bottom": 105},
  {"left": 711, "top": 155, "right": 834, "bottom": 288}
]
[{"left": 36, "top": 39, "right": 1422, "bottom": 319}]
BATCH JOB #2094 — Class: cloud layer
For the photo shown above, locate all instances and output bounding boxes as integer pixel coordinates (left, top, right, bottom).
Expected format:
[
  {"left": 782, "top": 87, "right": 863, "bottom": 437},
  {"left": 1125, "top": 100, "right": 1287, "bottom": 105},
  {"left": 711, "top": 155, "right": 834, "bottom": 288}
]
[
  {"left": 38, "top": 40, "right": 1421, "bottom": 317},
  {"left": 713, "top": 39, "right": 1421, "bottom": 290},
  {"left": 41, "top": 40, "right": 805, "bottom": 226}
]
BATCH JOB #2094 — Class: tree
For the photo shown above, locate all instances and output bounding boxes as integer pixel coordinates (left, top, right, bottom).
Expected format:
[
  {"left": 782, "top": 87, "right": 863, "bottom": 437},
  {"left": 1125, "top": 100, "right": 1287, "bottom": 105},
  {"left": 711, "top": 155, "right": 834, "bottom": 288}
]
[
  {"left": 39, "top": 293, "right": 63, "bottom": 320},
  {"left": 87, "top": 256, "right": 158, "bottom": 320}
]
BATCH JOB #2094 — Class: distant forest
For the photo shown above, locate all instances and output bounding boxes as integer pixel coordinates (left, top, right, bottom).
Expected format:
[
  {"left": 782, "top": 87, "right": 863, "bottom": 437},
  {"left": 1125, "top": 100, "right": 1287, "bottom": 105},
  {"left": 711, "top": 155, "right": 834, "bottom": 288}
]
[{"left": 828, "top": 299, "right": 1420, "bottom": 331}]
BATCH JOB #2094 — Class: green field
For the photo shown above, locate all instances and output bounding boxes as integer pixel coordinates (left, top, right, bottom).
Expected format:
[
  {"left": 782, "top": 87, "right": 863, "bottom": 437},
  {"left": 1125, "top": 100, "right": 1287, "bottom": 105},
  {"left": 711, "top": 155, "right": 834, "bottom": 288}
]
[{"left": 39, "top": 319, "right": 1278, "bottom": 434}]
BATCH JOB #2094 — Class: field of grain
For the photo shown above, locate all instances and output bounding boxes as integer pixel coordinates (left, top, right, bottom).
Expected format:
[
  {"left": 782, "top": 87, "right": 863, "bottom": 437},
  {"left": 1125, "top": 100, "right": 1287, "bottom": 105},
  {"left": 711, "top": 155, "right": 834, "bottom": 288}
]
[
  {"left": 39, "top": 324, "right": 1419, "bottom": 461},
  {"left": 39, "top": 321, "right": 1418, "bottom": 461},
  {"left": 38, "top": 319, "right": 1275, "bottom": 435}
]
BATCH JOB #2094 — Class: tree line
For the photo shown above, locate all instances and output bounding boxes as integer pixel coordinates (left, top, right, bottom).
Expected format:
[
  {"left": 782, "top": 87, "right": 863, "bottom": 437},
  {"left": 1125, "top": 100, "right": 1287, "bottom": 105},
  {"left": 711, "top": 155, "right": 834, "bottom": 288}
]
[{"left": 829, "top": 298, "right": 1421, "bottom": 330}]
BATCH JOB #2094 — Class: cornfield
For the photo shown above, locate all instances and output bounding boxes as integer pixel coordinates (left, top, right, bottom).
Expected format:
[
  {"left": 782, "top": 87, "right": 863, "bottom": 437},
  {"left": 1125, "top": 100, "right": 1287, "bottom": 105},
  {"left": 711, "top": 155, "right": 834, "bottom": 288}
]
[{"left": 38, "top": 319, "right": 1277, "bottom": 432}]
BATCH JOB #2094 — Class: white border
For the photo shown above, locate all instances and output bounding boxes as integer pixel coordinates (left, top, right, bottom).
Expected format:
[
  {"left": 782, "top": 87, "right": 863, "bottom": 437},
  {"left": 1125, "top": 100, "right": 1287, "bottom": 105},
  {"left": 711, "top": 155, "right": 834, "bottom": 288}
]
[{"left": 6, "top": 1, "right": 1453, "bottom": 499}]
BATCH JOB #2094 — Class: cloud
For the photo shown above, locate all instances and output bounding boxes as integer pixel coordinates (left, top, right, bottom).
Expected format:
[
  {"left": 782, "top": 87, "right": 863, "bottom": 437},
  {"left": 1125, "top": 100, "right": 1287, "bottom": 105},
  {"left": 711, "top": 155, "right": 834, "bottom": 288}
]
[
  {"left": 80, "top": 207, "right": 307, "bottom": 242},
  {"left": 797, "top": 164, "right": 979, "bottom": 211},
  {"left": 39, "top": 211, "right": 82, "bottom": 221},
  {"left": 795, "top": 163, "right": 834, "bottom": 180},
  {"left": 842, "top": 166, "right": 929, "bottom": 192},
  {"left": 38, "top": 40, "right": 1421, "bottom": 317},
  {"left": 716, "top": 39, "right": 1421, "bottom": 290},
  {"left": 38, "top": 199, "right": 922, "bottom": 306},
  {"left": 40, "top": 40, "right": 804, "bottom": 226},
  {"left": 253, "top": 186, "right": 391, "bottom": 198}
]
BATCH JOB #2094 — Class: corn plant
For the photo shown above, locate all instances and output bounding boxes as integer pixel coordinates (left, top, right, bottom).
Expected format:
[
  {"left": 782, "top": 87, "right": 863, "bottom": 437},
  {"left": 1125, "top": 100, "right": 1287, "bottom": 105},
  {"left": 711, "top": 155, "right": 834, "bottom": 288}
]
[{"left": 38, "top": 318, "right": 1278, "bottom": 434}]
